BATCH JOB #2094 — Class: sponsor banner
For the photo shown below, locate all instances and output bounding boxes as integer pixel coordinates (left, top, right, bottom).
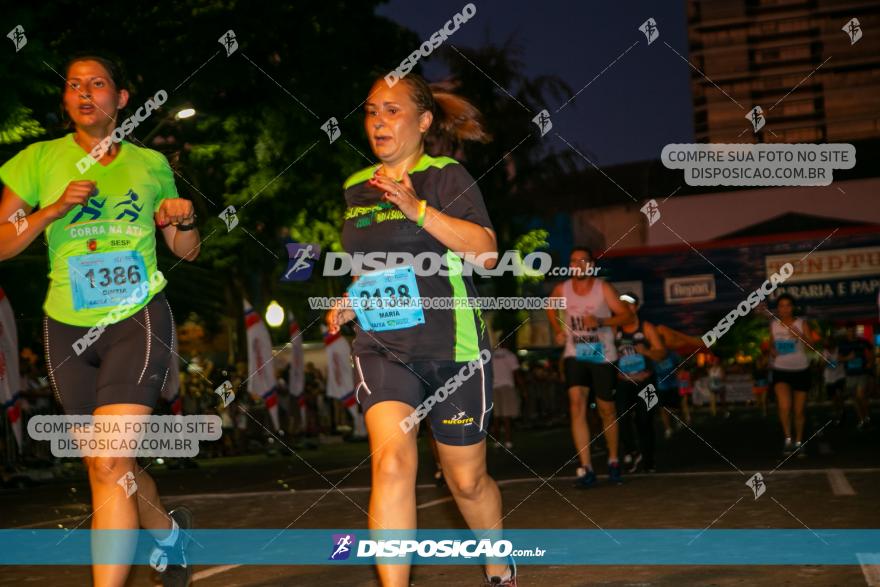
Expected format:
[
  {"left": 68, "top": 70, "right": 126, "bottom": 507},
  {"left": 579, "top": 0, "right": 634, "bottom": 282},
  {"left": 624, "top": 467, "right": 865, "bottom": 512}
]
[
  {"left": 664, "top": 275, "right": 716, "bottom": 304},
  {"left": 765, "top": 246, "right": 880, "bottom": 284},
  {"left": 600, "top": 230, "right": 880, "bottom": 329}
]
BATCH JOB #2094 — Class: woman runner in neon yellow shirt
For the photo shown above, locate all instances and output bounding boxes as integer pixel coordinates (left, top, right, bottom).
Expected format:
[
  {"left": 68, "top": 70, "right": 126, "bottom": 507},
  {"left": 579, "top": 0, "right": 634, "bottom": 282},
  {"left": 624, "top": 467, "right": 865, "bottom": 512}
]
[{"left": 0, "top": 54, "right": 199, "bottom": 587}]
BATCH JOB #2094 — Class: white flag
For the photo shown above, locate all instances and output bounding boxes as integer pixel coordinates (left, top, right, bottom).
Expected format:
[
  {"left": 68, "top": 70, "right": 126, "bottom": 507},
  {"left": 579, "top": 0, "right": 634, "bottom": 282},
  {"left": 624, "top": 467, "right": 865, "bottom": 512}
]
[
  {"left": 0, "top": 287, "right": 23, "bottom": 452},
  {"left": 244, "top": 299, "right": 279, "bottom": 430},
  {"left": 324, "top": 331, "right": 354, "bottom": 401}
]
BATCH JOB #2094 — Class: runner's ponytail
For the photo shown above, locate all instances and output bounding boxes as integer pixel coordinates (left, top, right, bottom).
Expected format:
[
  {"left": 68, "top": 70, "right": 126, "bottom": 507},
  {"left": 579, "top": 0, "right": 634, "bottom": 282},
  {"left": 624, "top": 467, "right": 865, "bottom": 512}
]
[{"left": 395, "top": 74, "right": 491, "bottom": 144}]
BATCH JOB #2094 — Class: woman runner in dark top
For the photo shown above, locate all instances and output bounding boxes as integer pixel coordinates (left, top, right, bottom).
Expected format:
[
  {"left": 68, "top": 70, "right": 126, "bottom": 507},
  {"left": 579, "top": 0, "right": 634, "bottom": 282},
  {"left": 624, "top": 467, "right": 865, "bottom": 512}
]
[{"left": 327, "top": 74, "right": 514, "bottom": 586}]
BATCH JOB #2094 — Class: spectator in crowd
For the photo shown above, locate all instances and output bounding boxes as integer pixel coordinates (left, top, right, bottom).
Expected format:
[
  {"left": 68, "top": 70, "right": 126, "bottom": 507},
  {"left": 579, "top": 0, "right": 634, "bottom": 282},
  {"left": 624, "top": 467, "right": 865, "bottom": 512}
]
[
  {"left": 708, "top": 357, "right": 728, "bottom": 418},
  {"left": 822, "top": 337, "right": 847, "bottom": 426},
  {"left": 492, "top": 338, "right": 522, "bottom": 450},
  {"left": 839, "top": 323, "right": 874, "bottom": 430}
]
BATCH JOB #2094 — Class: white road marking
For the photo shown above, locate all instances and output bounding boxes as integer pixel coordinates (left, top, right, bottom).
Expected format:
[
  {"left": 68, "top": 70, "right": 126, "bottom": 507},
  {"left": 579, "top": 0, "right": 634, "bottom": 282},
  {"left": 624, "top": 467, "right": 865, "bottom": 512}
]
[
  {"left": 827, "top": 468, "right": 856, "bottom": 496},
  {"left": 192, "top": 564, "right": 243, "bottom": 583},
  {"left": 153, "top": 564, "right": 244, "bottom": 586},
  {"left": 857, "top": 553, "right": 880, "bottom": 586},
  {"left": 417, "top": 496, "right": 455, "bottom": 510},
  {"left": 13, "top": 515, "right": 85, "bottom": 529},
  {"left": 146, "top": 467, "right": 880, "bottom": 504},
  {"left": 19, "top": 465, "right": 880, "bottom": 587}
]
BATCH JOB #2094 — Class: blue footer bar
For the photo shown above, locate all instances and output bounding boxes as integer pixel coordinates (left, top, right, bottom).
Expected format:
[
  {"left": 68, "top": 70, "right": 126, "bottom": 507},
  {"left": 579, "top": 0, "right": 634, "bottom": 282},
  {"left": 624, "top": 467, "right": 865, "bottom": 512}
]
[{"left": 0, "top": 529, "right": 877, "bottom": 565}]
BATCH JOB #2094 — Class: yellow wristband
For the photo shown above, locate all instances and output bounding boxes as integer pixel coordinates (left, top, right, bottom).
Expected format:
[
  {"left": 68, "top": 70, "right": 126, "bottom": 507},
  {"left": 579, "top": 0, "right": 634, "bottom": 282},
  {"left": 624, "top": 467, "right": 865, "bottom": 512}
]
[{"left": 416, "top": 200, "right": 428, "bottom": 227}]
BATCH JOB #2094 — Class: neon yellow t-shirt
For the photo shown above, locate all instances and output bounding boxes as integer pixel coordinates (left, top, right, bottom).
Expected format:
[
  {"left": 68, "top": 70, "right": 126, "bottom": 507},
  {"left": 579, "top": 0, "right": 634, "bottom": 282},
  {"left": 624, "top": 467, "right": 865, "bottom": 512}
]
[{"left": 0, "top": 134, "right": 177, "bottom": 326}]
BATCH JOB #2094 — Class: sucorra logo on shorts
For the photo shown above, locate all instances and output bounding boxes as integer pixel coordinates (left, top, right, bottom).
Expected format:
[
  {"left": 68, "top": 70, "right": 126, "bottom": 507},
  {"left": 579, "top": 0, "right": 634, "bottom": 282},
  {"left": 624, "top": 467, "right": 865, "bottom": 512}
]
[
  {"left": 400, "top": 348, "right": 491, "bottom": 434},
  {"left": 702, "top": 262, "right": 794, "bottom": 348},
  {"left": 384, "top": 3, "right": 476, "bottom": 88},
  {"left": 76, "top": 89, "right": 168, "bottom": 174}
]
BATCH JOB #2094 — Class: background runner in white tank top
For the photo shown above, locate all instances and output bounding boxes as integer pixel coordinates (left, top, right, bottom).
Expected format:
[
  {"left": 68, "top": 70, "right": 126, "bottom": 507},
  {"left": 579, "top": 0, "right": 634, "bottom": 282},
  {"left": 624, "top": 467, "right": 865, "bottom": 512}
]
[
  {"left": 562, "top": 279, "right": 618, "bottom": 363},
  {"left": 771, "top": 318, "right": 809, "bottom": 371}
]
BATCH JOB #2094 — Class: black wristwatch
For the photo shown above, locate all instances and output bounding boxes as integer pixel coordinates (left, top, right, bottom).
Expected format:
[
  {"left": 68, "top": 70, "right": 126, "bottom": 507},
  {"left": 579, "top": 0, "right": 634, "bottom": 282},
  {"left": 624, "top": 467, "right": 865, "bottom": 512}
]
[{"left": 176, "top": 215, "right": 197, "bottom": 231}]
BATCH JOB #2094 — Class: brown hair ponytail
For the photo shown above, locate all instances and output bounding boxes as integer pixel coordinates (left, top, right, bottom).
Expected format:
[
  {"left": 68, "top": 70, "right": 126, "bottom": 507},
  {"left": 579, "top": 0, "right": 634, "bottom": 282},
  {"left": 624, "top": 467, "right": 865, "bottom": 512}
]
[{"left": 392, "top": 74, "right": 492, "bottom": 145}]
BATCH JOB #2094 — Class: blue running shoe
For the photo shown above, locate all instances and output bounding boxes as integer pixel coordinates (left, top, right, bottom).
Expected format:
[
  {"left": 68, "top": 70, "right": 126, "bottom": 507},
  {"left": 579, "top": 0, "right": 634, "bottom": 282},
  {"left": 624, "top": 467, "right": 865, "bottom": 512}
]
[
  {"left": 574, "top": 466, "right": 597, "bottom": 488},
  {"left": 609, "top": 461, "right": 623, "bottom": 485}
]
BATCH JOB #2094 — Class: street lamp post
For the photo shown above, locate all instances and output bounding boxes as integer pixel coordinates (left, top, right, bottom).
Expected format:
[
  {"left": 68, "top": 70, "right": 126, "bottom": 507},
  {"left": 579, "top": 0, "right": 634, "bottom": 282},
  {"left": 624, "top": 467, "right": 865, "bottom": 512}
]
[{"left": 142, "top": 106, "right": 197, "bottom": 144}]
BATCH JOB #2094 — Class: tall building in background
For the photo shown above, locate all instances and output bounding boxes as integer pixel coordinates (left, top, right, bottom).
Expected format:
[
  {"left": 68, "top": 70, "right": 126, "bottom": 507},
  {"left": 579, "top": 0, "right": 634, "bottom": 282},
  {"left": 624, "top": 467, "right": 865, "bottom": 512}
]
[{"left": 687, "top": 0, "right": 880, "bottom": 143}]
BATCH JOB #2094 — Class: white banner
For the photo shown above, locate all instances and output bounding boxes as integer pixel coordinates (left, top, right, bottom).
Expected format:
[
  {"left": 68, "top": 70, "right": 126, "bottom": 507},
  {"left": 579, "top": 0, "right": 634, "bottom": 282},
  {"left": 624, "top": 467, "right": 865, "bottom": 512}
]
[
  {"left": 324, "top": 332, "right": 354, "bottom": 401},
  {"left": 664, "top": 275, "right": 716, "bottom": 304},
  {"left": 0, "top": 287, "right": 22, "bottom": 452},
  {"left": 244, "top": 299, "right": 276, "bottom": 398},
  {"left": 766, "top": 246, "right": 880, "bottom": 284}
]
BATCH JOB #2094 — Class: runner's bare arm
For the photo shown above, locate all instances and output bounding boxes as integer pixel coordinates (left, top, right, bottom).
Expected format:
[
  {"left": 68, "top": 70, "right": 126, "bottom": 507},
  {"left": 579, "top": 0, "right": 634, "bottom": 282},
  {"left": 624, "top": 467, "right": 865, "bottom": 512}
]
[
  {"left": 641, "top": 322, "right": 667, "bottom": 361},
  {"left": 656, "top": 324, "right": 705, "bottom": 350},
  {"left": 600, "top": 281, "right": 635, "bottom": 327},
  {"left": 546, "top": 282, "right": 566, "bottom": 344},
  {"left": 156, "top": 198, "right": 200, "bottom": 261},
  {"left": 420, "top": 213, "right": 497, "bottom": 267},
  {"left": 370, "top": 172, "right": 497, "bottom": 268},
  {"left": 800, "top": 320, "right": 819, "bottom": 345},
  {"left": 326, "top": 277, "right": 358, "bottom": 335},
  {"left": 0, "top": 183, "right": 92, "bottom": 261},
  {"left": 768, "top": 322, "right": 777, "bottom": 357}
]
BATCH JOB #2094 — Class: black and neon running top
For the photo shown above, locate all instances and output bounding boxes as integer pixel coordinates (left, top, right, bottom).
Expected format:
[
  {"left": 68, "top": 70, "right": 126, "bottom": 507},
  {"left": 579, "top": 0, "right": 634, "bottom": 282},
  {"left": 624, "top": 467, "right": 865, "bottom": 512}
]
[{"left": 341, "top": 153, "right": 493, "bottom": 363}]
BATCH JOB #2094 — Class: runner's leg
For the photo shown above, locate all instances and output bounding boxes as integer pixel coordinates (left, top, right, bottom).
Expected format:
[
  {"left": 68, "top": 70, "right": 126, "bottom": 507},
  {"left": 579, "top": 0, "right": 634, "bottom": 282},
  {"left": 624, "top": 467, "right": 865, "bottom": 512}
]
[
  {"left": 568, "top": 386, "right": 591, "bottom": 469},
  {"left": 774, "top": 382, "right": 793, "bottom": 441},
  {"left": 365, "top": 400, "right": 419, "bottom": 587},
  {"left": 89, "top": 403, "right": 166, "bottom": 587},
  {"left": 793, "top": 390, "right": 807, "bottom": 444},
  {"left": 596, "top": 397, "right": 619, "bottom": 463},
  {"left": 436, "top": 440, "right": 506, "bottom": 577}
]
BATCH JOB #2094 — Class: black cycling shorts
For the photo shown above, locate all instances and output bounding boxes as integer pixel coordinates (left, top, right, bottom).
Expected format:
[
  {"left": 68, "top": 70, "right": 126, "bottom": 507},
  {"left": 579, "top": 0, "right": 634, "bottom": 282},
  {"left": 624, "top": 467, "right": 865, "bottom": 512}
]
[
  {"left": 353, "top": 350, "right": 493, "bottom": 447},
  {"left": 43, "top": 293, "right": 175, "bottom": 415},
  {"left": 563, "top": 358, "right": 616, "bottom": 401},
  {"left": 772, "top": 368, "right": 811, "bottom": 392}
]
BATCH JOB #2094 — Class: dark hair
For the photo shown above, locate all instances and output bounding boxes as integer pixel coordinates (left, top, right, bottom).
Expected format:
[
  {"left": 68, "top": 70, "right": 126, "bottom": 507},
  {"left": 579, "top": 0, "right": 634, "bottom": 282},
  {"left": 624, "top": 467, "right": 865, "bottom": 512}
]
[
  {"left": 775, "top": 293, "right": 796, "bottom": 309},
  {"left": 571, "top": 245, "right": 594, "bottom": 260},
  {"left": 376, "top": 74, "right": 491, "bottom": 146},
  {"left": 63, "top": 53, "right": 129, "bottom": 91},
  {"left": 60, "top": 53, "right": 130, "bottom": 128},
  {"left": 775, "top": 293, "right": 801, "bottom": 319}
]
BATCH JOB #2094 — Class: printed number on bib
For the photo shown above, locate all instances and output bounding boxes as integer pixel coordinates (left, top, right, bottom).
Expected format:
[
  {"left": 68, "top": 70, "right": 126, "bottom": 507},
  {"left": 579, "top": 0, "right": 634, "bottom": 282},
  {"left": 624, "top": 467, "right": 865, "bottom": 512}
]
[
  {"left": 347, "top": 266, "right": 424, "bottom": 332},
  {"left": 619, "top": 352, "right": 646, "bottom": 374},
  {"left": 69, "top": 250, "right": 148, "bottom": 311},
  {"left": 575, "top": 341, "right": 605, "bottom": 363},
  {"left": 775, "top": 339, "right": 796, "bottom": 355}
]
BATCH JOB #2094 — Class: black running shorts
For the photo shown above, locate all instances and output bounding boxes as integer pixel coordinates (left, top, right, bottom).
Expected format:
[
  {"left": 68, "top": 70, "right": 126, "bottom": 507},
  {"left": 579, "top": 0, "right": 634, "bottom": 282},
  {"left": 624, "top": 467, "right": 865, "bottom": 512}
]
[
  {"left": 563, "top": 358, "right": 616, "bottom": 401},
  {"left": 43, "top": 293, "right": 175, "bottom": 415},
  {"left": 353, "top": 350, "right": 493, "bottom": 446}
]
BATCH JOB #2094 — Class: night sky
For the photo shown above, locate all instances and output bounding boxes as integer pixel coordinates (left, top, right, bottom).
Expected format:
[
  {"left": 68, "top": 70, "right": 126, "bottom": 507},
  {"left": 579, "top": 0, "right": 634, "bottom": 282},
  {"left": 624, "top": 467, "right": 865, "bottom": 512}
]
[{"left": 376, "top": 0, "right": 695, "bottom": 167}]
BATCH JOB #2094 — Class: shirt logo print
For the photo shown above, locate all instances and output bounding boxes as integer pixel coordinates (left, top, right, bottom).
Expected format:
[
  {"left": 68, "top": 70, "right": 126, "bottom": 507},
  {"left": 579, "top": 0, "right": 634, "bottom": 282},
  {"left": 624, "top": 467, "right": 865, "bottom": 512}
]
[
  {"left": 68, "top": 195, "right": 106, "bottom": 225},
  {"left": 114, "top": 189, "right": 144, "bottom": 222}
]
